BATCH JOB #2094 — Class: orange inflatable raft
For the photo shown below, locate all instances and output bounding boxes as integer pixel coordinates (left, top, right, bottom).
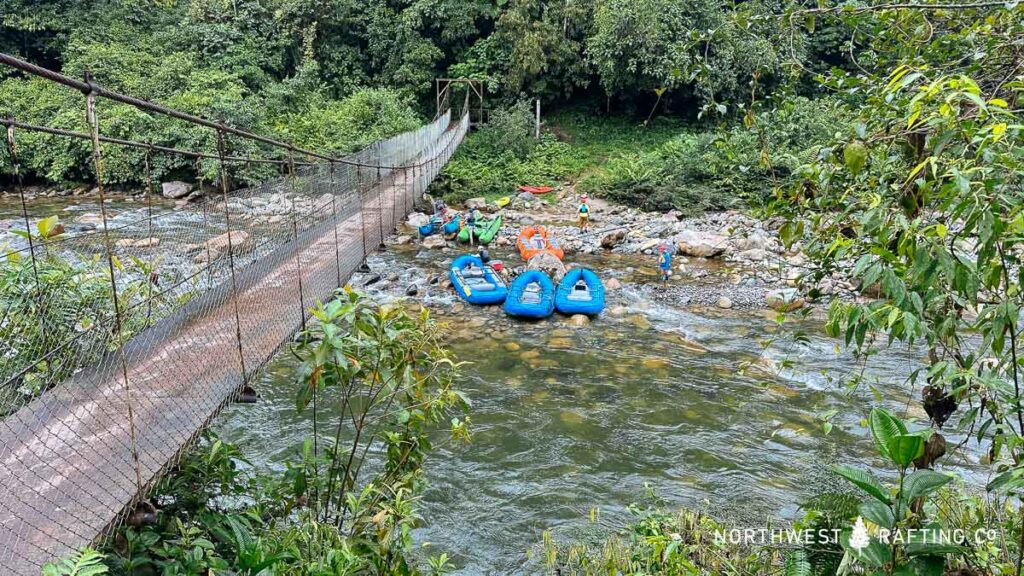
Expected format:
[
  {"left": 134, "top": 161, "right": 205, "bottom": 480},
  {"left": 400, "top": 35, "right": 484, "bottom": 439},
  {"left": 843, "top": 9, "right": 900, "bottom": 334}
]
[{"left": 517, "top": 226, "right": 564, "bottom": 260}]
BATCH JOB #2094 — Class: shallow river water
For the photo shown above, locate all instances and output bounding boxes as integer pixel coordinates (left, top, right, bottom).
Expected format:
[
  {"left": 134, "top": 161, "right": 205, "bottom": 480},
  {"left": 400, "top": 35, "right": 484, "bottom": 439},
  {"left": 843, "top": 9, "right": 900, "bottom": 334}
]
[
  {"left": 1, "top": 195, "right": 987, "bottom": 574},
  {"left": 211, "top": 245, "right": 986, "bottom": 575}
]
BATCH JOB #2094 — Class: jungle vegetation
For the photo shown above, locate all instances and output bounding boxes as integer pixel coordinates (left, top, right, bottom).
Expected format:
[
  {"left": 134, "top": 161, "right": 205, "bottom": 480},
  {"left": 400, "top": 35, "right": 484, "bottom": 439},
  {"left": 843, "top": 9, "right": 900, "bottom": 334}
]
[{"left": 12, "top": 0, "right": 1024, "bottom": 574}]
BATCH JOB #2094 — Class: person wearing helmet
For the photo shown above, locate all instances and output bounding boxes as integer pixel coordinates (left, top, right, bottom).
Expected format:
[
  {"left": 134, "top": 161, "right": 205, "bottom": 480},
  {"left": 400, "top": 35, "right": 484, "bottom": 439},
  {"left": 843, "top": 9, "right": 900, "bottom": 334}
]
[
  {"left": 577, "top": 194, "right": 591, "bottom": 232},
  {"left": 658, "top": 244, "right": 672, "bottom": 283}
]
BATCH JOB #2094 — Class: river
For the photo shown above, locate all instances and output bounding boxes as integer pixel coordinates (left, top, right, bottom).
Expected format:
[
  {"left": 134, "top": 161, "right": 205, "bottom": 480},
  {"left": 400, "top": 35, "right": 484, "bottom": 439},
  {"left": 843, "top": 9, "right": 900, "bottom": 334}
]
[
  {"left": 212, "top": 244, "right": 986, "bottom": 575},
  {"left": 1, "top": 196, "right": 984, "bottom": 574}
]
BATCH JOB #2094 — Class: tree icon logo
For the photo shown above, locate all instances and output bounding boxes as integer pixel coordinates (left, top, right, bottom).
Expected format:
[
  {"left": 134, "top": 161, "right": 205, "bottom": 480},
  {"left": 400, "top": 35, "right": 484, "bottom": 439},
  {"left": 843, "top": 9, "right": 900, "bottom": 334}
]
[{"left": 849, "top": 516, "right": 870, "bottom": 551}]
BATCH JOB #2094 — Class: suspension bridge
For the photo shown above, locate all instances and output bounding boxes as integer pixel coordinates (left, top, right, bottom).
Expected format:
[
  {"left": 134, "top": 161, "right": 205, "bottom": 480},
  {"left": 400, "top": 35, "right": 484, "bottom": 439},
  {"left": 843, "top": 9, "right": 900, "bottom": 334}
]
[{"left": 0, "top": 54, "right": 472, "bottom": 574}]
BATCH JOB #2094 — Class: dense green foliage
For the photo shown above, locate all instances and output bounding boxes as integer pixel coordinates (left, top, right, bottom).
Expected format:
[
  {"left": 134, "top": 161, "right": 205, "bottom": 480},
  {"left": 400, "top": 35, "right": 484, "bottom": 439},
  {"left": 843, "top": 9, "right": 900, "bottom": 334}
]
[
  {"left": 93, "top": 290, "right": 469, "bottom": 575},
  {"left": 0, "top": 216, "right": 181, "bottom": 416}
]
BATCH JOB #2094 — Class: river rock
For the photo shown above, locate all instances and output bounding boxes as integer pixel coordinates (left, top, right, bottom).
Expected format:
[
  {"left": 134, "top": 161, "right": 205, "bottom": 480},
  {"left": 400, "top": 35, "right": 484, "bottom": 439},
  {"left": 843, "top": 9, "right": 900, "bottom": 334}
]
[
  {"left": 161, "top": 181, "right": 192, "bottom": 199},
  {"left": 676, "top": 229, "right": 727, "bottom": 258},
  {"left": 600, "top": 228, "right": 627, "bottom": 249},
  {"left": 206, "top": 230, "right": 252, "bottom": 255},
  {"left": 716, "top": 296, "right": 733, "bottom": 309},
  {"left": 405, "top": 284, "right": 419, "bottom": 296},
  {"left": 393, "top": 235, "right": 413, "bottom": 245},
  {"left": 407, "top": 212, "right": 430, "bottom": 228},
  {"left": 423, "top": 235, "right": 447, "bottom": 249},
  {"left": 605, "top": 278, "right": 622, "bottom": 291},
  {"left": 77, "top": 213, "right": 105, "bottom": 227},
  {"left": 766, "top": 288, "right": 805, "bottom": 312},
  {"left": 734, "top": 232, "right": 770, "bottom": 251},
  {"left": 465, "top": 197, "right": 487, "bottom": 210},
  {"left": 115, "top": 237, "right": 160, "bottom": 249},
  {"left": 527, "top": 252, "right": 567, "bottom": 283},
  {"left": 736, "top": 248, "right": 770, "bottom": 262},
  {"left": 495, "top": 235, "right": 511, "bottom": 246},
  {"left": 568, "top": 314, "right": 590, "bottom": 327}
]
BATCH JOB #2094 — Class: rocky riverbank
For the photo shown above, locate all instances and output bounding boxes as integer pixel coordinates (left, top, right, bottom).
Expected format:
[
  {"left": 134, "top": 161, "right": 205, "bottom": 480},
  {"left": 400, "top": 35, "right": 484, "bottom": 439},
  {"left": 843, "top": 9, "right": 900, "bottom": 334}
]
[{"left": 398, "top": 188, "right": 861, "bottom": 313}]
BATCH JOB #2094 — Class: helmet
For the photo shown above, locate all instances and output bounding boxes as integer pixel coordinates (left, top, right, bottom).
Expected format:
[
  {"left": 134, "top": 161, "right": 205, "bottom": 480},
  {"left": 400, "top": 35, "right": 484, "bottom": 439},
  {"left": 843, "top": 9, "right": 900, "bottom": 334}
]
[{"left": 659, "top": 244, "right": 668, "bottom": 252}]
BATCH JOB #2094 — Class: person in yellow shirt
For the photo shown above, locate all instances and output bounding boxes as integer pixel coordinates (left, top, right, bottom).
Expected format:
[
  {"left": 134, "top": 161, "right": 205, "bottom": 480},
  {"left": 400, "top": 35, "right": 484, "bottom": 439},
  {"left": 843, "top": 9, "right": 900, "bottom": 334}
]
[{"left": 577, "top": 194, "right": 591, "bottom": 232}]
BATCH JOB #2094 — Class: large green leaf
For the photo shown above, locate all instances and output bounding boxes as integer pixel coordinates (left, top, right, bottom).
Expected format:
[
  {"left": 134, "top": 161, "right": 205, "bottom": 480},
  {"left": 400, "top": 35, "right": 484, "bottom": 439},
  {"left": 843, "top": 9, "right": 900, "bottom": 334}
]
[
  {"left": 833, "top": 465, "right": 891, "bottom": 504},
  {"left": 869, "top": 407, "right": 907, "bottom": 462},
  {"left": 859, "top": 500, "right": 894, "bottom": 529},
  {"left": 902, "top": 470, "right": 952, "bottom": 502},
  {"left": 886, "top": 434, "right": 924, "bottom": 468}
]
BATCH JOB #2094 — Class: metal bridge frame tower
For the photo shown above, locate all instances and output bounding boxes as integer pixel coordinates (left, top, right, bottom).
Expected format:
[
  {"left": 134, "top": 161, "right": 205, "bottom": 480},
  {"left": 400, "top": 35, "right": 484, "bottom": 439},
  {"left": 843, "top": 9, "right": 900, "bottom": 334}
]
[{"left": 435, "top": 78, "right": 484, "bottom": 127}]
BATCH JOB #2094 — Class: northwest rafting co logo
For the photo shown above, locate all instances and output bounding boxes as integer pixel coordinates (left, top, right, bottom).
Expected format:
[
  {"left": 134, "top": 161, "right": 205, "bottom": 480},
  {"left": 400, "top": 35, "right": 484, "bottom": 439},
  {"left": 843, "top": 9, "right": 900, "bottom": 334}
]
[
  {"left": 848, "top": 516, "right": 870, "bottom": 552},
  {"left": 714, "top": 517, "right": 996, "bottom": 548}
]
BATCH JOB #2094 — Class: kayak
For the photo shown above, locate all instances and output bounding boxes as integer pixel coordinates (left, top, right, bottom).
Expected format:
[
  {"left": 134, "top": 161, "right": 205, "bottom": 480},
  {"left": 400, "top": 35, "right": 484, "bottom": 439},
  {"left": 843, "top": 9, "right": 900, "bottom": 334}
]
[
  {"left": 443, "top": 214, "right": 460, "bottom": 235},
  {"left": 449, "top": 254, "right": 508, "bottom": 305},
  {"left": 504, "top": 270, "right": 555, "bottom": 319},
  {"left": 555, "top": 268, "right": 605, "bottom": 316},
  {"left": 495, "top": 196, "right": 511, "bottom": 208},
  {"left": 519, "top": 185, "right": 553, "bottom": 195},
  {"left": 457, "top": 215, "right": 502, "bottom": 245},
  {"left": 517, "top": 226, "right": 564, "bottom": 260}
]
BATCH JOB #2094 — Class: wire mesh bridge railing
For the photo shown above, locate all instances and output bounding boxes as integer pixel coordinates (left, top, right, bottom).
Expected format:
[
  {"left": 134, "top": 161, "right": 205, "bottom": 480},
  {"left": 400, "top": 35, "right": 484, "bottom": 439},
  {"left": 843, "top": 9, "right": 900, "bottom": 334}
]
[{"left": 0, "top": 53, "right": 470, "bottom": 574}]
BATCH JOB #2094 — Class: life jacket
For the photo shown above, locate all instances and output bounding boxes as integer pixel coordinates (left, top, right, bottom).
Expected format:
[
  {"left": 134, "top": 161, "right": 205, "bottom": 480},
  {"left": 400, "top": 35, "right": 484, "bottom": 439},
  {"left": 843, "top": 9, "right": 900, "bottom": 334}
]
[{"left": 578, "top": 203, "right": 589, "bottom": 214}]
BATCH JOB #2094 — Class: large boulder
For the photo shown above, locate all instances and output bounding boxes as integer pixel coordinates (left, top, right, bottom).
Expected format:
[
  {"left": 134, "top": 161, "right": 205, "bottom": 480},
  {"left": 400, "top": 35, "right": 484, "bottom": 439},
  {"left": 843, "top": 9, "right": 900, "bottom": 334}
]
[
  {"left": 161, "top": 181, "right": 193, "bottom": 199},
  {"left": 526, "top": 251, "right": 567, "bottom": 283},
  {"left": 676, "top": 229, "right": 727, "bottom": 258},
  {"left": 406, "top": 212, "right": 430, "bottom": 228},
  {"left": 600, "top": 228, "right": 627, "bottom": 249},
  {"left": 766, "top": 288, "right": 805, "bottom": 312},
  {"left": 464, "top": 197, "right": 487, "bottom": 210},
  {"left": 422, "top": 234, "right": 447, "bottom": 249}
]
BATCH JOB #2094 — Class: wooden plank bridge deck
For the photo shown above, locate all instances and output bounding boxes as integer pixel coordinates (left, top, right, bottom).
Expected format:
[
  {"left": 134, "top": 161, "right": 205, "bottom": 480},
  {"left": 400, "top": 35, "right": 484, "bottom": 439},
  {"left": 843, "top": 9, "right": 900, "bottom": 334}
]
[{"left": 0, "top": 119, "right": 461, "bottom": 573}]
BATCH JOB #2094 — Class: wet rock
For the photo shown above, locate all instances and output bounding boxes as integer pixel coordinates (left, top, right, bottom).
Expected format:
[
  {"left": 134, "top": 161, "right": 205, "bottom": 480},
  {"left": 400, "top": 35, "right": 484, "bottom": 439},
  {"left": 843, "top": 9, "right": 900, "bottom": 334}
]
[
  {"left": 422, "top": 235, "right": 447, "bottom": 249},
  {"left": 362, "top": 274, "right": 382, "bottom": 287},
  {"left": 716, "top": 296, "right": 733, "bottom": 309},
  {"left": 405, "top": 284, "right": 419, "bottom": 296},
  {"left": 605, "top": 278, "right": 622, "bottom": 291},
  {"left": 676, "top": 229, "right": 727, "bottom": 258},
  {"left": 608, "top": 305, "right": 627, "bottom": 317},
  {"left": 161, "top": 181, "right": 192, "bottom": 199},
  {"left": 394, "top": 235, "right": 413, "bottom": 245},
  {"left": 526, "top": 252, "right": 567, "bottom": 283},
  {"left": 600, "top": 228, "right": 627, "bottom": 249},
  {"left": 568, "top": 314, "right": 590, "bottom": 327},
  {"left": 504, "top": 342, "right": 521, "bottom": 352},
  {"left": 495, "top": 235, "right": 511, "bottom": 246},
  {"left": 386, "top": 272, "right": 400, "bottom": 282},
  {"left": 766, "top": 288, "right": 805, "bottom": 312}
]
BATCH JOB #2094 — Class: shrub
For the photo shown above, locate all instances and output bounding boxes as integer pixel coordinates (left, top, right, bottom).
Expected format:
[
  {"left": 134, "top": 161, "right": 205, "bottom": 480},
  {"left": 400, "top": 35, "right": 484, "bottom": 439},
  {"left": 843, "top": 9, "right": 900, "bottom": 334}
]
[{"left": 579, "top": 96, "right": 851, "bottom": 213}]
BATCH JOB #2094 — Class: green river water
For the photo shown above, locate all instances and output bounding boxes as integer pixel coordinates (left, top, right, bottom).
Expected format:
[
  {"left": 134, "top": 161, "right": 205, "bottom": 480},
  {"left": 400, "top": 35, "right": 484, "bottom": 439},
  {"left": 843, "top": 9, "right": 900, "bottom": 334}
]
[
  {"left": 213, "top": 246, "right": 985, "bottom": 575},
  {"left": 0, "top": 197, "right": 984, "bottom": 574}
]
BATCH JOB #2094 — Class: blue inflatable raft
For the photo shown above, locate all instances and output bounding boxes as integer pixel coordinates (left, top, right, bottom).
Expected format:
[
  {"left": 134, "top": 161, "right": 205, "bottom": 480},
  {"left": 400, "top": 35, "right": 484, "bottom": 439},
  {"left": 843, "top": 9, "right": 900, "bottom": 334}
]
[
  {"left": 504, "top": 270, "right": 555, "bottom": 319},
  {"left": 419, "top": 216, "right": 440, "bottom": 236},
  {"left": 555, "top": 268, "right": 605, "bottom": 316},
  {"left": 443, "top": 214, "right": 460, "bottom": 235},
  {"left": 449, "top": 254, "right": 507, "bottom": 305}
]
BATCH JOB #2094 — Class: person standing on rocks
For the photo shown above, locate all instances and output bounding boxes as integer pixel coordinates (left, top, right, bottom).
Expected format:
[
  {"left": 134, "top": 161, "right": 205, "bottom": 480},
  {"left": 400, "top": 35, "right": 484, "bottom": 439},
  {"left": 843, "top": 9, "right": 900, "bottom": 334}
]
[
  {"left": 577, "top": 194, "right": 591, "bottom": 233},
  {"left": 658, "top": 244, "right": 672, "bottom": 283}
]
